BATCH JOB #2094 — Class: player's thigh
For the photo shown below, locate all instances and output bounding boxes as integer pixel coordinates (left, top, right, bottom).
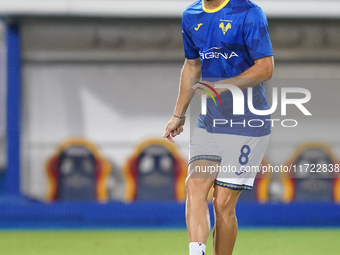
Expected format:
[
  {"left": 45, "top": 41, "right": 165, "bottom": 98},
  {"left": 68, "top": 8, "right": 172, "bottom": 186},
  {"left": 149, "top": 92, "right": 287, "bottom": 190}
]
[
  {"left": 187, "top": 127, "right": 222, "bottom": 195},
  {"left": 186, "top": 160, "right": 219, "bottom": 197},
  {"left": 189, "top": 127, "right": 222, "bottom": 166}
]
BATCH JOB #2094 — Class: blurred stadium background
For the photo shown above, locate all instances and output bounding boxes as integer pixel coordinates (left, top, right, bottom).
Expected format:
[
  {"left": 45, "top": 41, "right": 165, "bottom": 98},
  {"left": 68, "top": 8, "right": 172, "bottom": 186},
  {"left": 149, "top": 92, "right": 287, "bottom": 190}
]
[{"left": 1, "top": 1, "right": 340, "bottom": 254}]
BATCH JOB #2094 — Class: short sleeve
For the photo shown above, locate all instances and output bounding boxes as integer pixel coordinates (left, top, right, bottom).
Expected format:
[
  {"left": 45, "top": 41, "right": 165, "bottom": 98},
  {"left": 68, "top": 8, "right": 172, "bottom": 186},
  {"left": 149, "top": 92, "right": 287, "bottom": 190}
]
[
  {"left": 243, "top": 7, "right": 273, "bottom": 60},
  {"left": 182, "top": 16, "right": 200, "bottom": 59}
]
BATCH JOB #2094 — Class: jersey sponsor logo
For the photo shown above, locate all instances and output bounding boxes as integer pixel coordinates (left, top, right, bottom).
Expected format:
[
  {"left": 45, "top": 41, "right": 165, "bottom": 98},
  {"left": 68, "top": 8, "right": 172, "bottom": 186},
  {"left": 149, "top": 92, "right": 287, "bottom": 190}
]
[
  {"left": 194, "top": 23, "right": 203, "bottom": 31},
  {"left": 219, "top": 22, "right": 231, "bottom": 35},
  {"left": 199, "top": 47, "right": 239, "bottom": 60},
  {"left": 206, "top": 47, "right": 222, "bottom": 51}
]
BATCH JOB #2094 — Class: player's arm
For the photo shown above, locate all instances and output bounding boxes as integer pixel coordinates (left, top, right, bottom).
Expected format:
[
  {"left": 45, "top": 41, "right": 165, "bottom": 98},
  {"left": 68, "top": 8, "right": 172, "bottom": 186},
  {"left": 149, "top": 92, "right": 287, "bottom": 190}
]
[
  {"left": 174, "top": 58, "right": 201, "bottom": 118},
  {"left": 192, "top": 56, "right": 273, "bottom": 96},
  {"left": 163, "top": 58, "right": 201, "bottom": 143},
  {"left": 218, "top": 55, "right": 274, "bottom": 89}
]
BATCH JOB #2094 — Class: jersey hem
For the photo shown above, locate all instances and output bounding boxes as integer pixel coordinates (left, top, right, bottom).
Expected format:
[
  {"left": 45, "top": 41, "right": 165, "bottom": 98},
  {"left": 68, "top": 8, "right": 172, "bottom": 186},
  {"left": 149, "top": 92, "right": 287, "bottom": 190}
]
[
  {"left": 185, "top": 54, "right": 200, "bottom": 60},
  {"left": 252, "top": 53, "right": 274, "bottom": 61},
  {"left": 196, "top": 125, "right": 271, "bottom": 138}
]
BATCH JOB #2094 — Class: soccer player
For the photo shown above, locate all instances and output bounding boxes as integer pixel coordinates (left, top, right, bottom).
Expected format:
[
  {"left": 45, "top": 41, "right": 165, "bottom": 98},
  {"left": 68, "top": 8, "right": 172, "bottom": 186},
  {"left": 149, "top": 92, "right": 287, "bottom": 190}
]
[{"left": 163, "top": 0, "right": 274, "bottom": 254}]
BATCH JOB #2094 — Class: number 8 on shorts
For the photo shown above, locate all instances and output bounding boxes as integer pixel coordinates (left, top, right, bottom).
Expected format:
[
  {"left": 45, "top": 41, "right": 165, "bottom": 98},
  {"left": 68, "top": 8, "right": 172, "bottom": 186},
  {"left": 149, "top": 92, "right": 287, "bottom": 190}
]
[{"left": 239, "top": 145, "right": 251, "bottom": 166}]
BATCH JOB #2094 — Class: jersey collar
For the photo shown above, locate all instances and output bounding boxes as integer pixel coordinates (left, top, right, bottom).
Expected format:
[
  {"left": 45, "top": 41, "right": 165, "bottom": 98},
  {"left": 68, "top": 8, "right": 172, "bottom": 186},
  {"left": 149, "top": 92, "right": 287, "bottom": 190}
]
[{"left": 202, "top": 0, "right": 230, "bottom": 13}]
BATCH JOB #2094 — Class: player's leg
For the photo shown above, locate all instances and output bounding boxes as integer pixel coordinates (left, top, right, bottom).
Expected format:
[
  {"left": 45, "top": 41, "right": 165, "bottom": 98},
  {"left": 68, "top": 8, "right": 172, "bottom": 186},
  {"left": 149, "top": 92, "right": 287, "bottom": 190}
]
[
  {"left": 186, "top": 160, "right": 217, "bottom": 246},
  {"left": 212, "top": 133, "right": 270, "bottom": 255},
  {"left": 187, "top": 127, "right": 221, "bottom": 255},
  {"left": 212, "top": 186, "right": 241, "bottom": 255}
]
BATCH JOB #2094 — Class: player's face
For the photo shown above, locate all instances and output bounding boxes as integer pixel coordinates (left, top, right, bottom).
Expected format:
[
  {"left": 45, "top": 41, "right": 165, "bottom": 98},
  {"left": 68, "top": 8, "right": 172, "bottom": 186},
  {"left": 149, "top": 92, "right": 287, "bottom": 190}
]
[{"left": 205, "top": 0, "right": 223, "bottom": 4}]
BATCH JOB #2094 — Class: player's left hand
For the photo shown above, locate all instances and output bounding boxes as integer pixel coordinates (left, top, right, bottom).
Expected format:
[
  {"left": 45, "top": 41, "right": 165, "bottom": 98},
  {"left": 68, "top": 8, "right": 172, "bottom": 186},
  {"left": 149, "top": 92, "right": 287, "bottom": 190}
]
[{"left": 191, "top": 81, "right": 225, "bottom": 99}]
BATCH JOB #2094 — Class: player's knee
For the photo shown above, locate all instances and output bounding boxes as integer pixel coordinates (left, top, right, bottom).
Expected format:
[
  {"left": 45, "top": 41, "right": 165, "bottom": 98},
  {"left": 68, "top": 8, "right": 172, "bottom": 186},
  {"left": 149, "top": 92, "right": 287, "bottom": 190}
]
[
  {"left": 213, "top": 193, "right": 237, "bottom": 217},
  {"left": 185, "top": 176, "right": 196, "bottom": 195},
  {"left": 185, "top": 177, "right": 207, "bottom": 199}
]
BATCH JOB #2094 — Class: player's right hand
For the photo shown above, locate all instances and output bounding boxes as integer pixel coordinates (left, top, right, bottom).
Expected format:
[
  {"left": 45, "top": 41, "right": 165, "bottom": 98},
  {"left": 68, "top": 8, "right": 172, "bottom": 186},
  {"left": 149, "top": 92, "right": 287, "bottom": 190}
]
[{"left": 163, "top": 116, "right": 185, "bottom": 143}]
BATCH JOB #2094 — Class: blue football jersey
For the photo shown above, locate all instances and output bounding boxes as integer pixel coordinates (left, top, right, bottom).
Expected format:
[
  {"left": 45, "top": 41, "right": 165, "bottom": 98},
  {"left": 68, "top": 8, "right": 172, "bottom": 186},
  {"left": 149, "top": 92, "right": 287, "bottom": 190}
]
[{"left": 182, "top": 0, "right": 274, "bottom": 137}]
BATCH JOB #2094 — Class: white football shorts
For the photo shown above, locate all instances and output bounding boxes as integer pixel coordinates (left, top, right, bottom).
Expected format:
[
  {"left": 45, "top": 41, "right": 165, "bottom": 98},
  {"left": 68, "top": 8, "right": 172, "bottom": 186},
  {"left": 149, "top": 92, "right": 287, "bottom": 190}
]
[{"left": 189, "top": 127, "right": 270, "bottom": 191}]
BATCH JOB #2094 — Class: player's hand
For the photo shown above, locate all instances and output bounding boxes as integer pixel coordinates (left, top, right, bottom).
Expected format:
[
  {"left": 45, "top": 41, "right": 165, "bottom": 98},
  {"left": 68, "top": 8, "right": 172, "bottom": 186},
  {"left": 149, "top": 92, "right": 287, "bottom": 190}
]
[
  {"left": 163, "top": 116, "right": 185, "bottom": 143},
  {"left": 191, "top": 81, "right": 225, "bottom": 99}
]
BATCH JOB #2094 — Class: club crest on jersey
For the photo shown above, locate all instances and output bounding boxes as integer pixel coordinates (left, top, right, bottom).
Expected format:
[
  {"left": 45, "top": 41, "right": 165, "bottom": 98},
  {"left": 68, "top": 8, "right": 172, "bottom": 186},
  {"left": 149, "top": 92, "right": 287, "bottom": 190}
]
[
  {"left": 219, "top": 22, "right": 231, "bottom": 35},
  {"left": 200, "top": 47, "right": 238, "bottom": 60}
]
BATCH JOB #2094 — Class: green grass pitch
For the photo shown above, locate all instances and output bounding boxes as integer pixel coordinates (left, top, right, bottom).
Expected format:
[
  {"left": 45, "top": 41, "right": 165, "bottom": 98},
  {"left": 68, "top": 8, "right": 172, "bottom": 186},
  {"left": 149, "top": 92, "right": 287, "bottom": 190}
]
[{"left": 0, "top": 229, "right": 339, "bottom": 255}]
